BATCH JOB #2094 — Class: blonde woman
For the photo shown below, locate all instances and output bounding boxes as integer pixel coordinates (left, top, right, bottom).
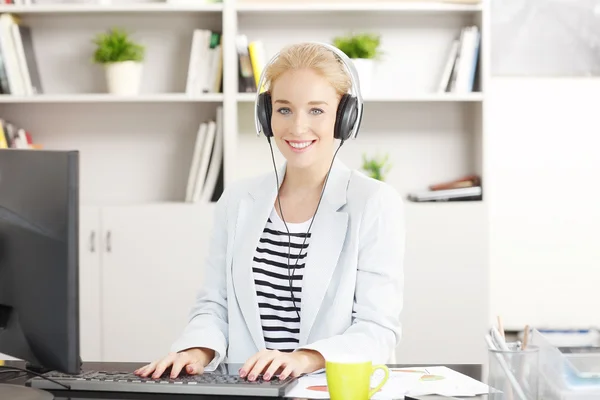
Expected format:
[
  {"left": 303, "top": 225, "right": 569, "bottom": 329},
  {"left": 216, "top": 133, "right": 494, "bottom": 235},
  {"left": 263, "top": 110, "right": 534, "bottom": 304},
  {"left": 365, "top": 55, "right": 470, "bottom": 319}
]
[{"left": 135, "top": 42, "right": 405, "bottom": 383}]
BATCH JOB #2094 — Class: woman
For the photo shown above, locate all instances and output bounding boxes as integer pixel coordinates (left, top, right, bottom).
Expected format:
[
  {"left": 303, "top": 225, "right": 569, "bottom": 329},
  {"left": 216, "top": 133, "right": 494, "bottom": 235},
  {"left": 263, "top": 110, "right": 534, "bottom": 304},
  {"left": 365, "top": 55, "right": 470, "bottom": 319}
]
[{"left": 135, "top": 42, "right": 405, "bottom": 383}]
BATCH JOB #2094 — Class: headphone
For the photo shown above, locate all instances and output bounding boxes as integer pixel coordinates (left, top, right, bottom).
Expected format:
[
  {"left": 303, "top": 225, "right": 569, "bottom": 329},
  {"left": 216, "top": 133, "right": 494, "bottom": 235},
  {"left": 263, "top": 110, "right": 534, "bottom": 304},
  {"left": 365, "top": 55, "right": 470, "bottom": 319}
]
[
  {"left": 254, "top": 42, "right": 364, "bottom": 143},
  {"left": 253, "top": 42, "right": 364, "bottom": 323}
]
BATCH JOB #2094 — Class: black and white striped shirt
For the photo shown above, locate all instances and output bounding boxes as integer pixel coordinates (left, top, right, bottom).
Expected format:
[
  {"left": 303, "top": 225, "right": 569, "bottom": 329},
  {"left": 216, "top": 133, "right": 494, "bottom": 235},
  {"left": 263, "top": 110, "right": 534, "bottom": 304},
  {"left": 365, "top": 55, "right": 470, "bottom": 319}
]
[{"left": 252, "top": 208, "right": 311, "bottom": 353}]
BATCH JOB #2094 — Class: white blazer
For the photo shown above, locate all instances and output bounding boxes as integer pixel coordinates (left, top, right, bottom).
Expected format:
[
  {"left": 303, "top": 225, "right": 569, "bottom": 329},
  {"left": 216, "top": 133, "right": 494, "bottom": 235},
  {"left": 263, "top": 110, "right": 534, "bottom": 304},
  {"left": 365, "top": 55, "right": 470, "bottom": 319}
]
[{"left": 171, "top": 159, "right": 405, "bottom": 371}]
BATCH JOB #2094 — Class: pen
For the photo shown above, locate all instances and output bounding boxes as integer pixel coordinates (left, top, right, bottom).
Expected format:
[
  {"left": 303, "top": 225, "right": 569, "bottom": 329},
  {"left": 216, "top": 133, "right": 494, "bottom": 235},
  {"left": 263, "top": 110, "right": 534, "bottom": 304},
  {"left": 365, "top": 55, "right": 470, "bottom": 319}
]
[
  {"left": 497, "top": 316, "right": 505, "bottom": 339},
  {"left": 522, "top": 325, "right": 529, "bottom": 350}
]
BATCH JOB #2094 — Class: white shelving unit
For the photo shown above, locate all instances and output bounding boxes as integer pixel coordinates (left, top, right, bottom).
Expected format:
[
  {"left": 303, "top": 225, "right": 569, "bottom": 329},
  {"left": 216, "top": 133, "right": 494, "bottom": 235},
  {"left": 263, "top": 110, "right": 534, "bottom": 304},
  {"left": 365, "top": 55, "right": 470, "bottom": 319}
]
[
  {"left": 0, "top": 0, "right": 490, "bottom": 365},
  {"left": 0, "top": 3, "right": 224, "bottom": 14}
]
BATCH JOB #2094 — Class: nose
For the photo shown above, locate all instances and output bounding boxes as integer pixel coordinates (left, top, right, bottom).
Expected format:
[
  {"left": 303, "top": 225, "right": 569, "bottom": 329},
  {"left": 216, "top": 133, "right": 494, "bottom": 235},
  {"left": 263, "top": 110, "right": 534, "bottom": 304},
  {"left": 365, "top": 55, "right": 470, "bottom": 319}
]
[{"left": 290, "top": 114, "right": 309, "bottom": 136}]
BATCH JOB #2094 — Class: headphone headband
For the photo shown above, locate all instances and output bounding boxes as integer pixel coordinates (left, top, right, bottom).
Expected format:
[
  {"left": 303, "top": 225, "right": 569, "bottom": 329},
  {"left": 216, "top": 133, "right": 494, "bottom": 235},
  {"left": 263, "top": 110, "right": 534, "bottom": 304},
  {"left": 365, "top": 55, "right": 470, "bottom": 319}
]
[{"left": 254, "top": 41, "right": 364, "bottom": 140}]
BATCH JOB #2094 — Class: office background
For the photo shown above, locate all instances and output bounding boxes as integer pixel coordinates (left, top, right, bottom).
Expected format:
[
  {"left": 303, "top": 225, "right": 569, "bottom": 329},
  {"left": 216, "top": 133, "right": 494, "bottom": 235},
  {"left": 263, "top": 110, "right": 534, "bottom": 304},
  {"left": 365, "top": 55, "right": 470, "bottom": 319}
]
[{"left": 0, "top": 0, "right": 598, "bottom": 368}]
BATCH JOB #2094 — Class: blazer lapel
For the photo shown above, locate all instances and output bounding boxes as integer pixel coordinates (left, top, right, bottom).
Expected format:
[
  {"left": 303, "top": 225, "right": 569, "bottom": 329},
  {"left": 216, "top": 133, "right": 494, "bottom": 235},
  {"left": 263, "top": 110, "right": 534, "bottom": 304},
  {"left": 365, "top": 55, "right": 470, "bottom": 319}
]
[
  {"left": 231, "top": 170, "right": 282, "bottom": 352},
  {"left": 299, "top": 160, "right": 350, "bottom": 345}
]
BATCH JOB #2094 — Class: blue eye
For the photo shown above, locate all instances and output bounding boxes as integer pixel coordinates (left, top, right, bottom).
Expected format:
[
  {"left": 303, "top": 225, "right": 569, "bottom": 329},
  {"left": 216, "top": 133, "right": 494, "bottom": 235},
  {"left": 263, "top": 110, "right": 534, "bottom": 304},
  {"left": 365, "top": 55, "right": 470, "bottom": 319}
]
[
  {"left": 311, "top": 108, "right": 324, "bottom": 115},
  {"left": 277, "top": 108, "right": 291, "bottom": 115}
]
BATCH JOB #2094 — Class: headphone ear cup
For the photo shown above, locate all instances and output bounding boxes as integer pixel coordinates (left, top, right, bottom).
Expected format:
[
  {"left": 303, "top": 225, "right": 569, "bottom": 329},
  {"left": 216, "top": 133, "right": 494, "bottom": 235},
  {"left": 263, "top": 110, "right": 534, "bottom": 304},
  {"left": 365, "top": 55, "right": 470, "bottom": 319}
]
[
  {"left": 334, "top": 94, "right": 349, "bottom": 140},
  {"left": 257, "top": 92, "right": 273, "bottom": 138},
  {"left": 335, "top": 94, "right": 358, "bottom": 141}
]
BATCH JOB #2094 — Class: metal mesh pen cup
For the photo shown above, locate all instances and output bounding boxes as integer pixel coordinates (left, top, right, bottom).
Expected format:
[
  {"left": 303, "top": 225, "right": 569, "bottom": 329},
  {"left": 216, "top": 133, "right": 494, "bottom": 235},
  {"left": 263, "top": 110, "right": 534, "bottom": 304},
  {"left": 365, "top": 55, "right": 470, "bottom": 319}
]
[{"left": 488, "top": 345, "right": 539, "bottom": 400}]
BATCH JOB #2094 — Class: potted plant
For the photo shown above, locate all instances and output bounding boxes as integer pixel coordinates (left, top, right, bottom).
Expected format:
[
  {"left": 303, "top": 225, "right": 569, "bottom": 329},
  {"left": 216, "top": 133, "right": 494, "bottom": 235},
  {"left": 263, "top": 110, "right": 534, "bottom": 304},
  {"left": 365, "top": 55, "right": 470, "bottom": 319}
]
[
  {"left": 362, "top": 153, "right": 391, "bottom": 181},
  {"left": 93, "top": 28, "right": 145, "bottom": 95},
  {"left": 333, "top": 32, "right": 382, "bottom": 95}
]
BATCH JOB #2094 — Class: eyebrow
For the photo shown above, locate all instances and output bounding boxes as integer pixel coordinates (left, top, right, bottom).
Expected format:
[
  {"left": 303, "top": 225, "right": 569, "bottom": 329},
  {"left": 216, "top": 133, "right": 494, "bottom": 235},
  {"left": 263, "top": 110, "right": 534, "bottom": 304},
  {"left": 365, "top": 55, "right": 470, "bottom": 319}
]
[{"left": 274, "top": 99, "right": 329, "bottom": 105}]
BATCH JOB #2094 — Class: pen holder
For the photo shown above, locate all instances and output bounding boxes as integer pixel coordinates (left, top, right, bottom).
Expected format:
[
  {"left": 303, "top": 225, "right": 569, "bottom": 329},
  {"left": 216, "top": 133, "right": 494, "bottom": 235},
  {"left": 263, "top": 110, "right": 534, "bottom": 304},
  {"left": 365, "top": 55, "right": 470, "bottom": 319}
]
[{"left": 488, "top": 344, "right": 540, "bottom": 400}]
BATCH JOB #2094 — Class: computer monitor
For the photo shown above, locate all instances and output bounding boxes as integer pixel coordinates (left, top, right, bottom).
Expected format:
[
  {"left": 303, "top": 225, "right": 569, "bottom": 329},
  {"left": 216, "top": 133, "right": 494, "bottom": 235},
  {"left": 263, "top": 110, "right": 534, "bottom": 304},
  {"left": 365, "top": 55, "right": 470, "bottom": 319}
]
[{"left": 0, "top": 149, "right": 81, "bottom": 397}]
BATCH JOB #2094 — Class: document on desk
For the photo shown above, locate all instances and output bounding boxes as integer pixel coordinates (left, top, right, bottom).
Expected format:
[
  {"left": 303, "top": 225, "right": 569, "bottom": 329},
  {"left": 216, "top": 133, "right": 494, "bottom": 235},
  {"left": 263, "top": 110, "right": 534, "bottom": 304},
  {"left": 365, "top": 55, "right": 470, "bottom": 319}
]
[{"left": 285, "top": 366, "right": 490, "bottom": 399}]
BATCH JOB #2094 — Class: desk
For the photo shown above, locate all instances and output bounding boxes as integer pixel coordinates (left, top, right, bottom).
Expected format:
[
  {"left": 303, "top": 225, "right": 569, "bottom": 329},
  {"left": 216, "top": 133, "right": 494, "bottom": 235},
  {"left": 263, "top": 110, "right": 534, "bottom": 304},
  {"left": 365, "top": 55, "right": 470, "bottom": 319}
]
[{"left": 2, "top": 361, "right": 484, "bottom": 400}]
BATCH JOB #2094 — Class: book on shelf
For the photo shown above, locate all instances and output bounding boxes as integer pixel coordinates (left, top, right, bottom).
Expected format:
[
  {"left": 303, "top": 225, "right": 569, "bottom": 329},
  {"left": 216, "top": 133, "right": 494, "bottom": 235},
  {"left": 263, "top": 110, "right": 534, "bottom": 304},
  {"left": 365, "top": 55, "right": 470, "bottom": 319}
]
[
  {"left": 185, "top": 29, "right": 223, "bottom": 96},
  {"left": 408, "top": 174, "right": 482, "bottom": 202},
  {"left": 185, "top": 106, "right": 224, "bottom": 203},
  {"left": 0, "top": 117, "right": 40, "bottom": 149},
  {"left": 0, "top": 13, "right": 43, "bottom": 96},
  {"left": 236, "top": 34, "right": 266, "bottom": 93},
  {"left": 428, "top": 174, "right": 480, "bottom": 191},
  {"left": 438, "top": 25, "right": 480, "bottom": 93},
  {"left": 407, "top": 186, "right": 482, "bottom": 202}
]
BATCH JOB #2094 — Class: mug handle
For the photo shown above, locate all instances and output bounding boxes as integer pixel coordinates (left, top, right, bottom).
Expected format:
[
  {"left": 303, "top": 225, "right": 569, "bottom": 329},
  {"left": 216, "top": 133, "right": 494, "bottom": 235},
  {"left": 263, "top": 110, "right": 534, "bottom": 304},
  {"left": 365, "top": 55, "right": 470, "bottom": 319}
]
[{"left": 368, "top": 364, "right": 389, "bottom": 399}]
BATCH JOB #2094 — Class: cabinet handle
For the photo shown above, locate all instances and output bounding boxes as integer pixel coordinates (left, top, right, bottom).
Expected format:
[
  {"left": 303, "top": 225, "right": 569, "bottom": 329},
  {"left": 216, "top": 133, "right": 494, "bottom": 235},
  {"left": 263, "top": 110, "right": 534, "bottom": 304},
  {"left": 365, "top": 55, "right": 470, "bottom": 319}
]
[
  {"left": 90, "top": 231, "right": 96, "bottom": 253},
  {"left": 106, "top": 231, "right": 112, "bottom": 253}
]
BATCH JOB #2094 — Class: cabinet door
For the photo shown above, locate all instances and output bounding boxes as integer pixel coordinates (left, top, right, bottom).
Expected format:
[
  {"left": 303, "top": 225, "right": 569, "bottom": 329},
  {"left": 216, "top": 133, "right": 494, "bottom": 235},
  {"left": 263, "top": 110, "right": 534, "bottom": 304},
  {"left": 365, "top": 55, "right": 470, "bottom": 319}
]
[
  {"left": 396, "top": 202, "right": 488, "bottom": 365},
  {"left": 79, "top": 206, "right": 102, "bottom": 362},
  {"left": 100, "top": 204, "right": 216, "bottom": 363}
]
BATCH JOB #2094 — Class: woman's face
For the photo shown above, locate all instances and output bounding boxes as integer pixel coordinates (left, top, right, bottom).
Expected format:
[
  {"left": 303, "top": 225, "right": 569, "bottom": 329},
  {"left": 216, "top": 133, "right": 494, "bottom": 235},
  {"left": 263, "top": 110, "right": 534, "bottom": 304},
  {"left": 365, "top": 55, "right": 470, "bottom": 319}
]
[{"left": 269, "top": 68, "right": 340, "bottom": 170}]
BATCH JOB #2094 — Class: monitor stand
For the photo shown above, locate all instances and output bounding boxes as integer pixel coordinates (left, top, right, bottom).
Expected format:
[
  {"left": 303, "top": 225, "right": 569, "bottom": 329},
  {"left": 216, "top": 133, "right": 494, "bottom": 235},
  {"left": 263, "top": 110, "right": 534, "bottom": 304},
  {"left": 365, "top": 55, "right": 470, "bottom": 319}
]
[{"left": 0, "top": 383, "right": 53, "bottom": 400}]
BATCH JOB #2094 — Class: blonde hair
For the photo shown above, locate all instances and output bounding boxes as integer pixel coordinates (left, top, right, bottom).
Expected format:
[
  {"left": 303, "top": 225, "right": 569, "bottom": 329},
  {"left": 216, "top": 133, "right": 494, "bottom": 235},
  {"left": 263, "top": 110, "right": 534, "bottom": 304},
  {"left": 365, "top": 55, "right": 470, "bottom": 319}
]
[{"left": 263, "top": 42, "right": 352, "bottom": 97}]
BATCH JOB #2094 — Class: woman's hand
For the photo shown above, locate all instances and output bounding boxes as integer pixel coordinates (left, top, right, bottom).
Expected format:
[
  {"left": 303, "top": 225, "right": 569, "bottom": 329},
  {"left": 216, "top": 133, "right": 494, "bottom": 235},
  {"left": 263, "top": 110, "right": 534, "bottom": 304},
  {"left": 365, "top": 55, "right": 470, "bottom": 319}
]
[
  {"left": 134, "top": 347, "right": 214, "bottom": 379},
  {"left": 239, "top": 349, "right": 325, "bottom": 381}
]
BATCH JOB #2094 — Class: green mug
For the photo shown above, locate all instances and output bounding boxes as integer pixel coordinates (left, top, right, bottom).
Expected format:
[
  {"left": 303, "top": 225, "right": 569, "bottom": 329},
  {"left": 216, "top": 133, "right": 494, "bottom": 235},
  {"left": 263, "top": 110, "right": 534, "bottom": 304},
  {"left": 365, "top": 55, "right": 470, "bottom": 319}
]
[{"left": 325, "top": 358, "right": 389, "bottom": 400}]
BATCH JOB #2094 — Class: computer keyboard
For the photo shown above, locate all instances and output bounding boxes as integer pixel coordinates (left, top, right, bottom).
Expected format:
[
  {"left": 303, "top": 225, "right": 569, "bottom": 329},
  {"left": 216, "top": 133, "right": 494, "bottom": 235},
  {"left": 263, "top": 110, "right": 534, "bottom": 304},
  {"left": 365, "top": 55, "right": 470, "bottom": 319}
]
[{"left": 27, "top": 368, "right": 298, "bottom": 396}]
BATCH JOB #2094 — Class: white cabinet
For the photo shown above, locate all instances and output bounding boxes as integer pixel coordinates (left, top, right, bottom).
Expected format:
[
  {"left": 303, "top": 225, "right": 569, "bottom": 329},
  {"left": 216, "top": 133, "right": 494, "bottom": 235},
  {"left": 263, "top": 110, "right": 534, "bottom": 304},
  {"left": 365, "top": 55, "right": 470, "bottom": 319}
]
[{"left": 78, "top": 204, "right": 216, "bottom": 363}]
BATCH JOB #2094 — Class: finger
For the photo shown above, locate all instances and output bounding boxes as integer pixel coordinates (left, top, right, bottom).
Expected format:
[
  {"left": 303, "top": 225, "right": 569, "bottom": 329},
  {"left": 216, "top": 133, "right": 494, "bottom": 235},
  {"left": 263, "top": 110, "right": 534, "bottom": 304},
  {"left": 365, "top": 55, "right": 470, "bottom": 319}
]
[
  {"left": 138, "top": 361, "right": 158, "bottom": 377},
  {"left": 249, "top": 352, "right": 276, "bottom": 381},
  {"left": 186, "top": 360, "right": 205, "bottom": 375},
  {"left": 240, "top": 351, "right": 262, "bottom": 378},
  {"left": 135, "top": 365, "right": 149, "bottom": 376},
  {"left": 279, "top": 363, "right": 296, "bottom": 380},
  {"left": 264, "top": 357, "right": 284, "bottom": 381},
  {"left": 170, "top": 354, "right": 190, "bottom": 379},
  {"left": 134, "top": 364, "right": 148, "bottom": 375},
  {"left": 152, "top": 353, "right": 177, "bottom": 379}
]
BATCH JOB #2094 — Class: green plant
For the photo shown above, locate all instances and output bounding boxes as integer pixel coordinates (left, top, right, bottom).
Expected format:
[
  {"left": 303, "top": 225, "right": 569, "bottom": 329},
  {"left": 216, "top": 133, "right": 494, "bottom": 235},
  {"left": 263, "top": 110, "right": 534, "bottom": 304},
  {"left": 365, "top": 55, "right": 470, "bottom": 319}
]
[
  {"left": 333, "top": 32, "right": 382, "bottom": 59},
  {"left": 92, "top": 28, "right": 145, "bottom": 64},
  {"left": 362, "top": 153, "right": 392, "bottom": 181}
]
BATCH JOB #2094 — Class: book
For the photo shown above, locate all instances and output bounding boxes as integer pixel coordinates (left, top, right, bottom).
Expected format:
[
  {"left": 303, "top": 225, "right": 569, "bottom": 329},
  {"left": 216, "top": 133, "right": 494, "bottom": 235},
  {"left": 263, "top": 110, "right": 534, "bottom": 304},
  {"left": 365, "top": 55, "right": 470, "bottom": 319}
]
[
  {"left": 407, "top": 186, "right": 482, "bottom": 202},
  {"left": 429, "top": 174, "right": 480, "bottom": 191}
]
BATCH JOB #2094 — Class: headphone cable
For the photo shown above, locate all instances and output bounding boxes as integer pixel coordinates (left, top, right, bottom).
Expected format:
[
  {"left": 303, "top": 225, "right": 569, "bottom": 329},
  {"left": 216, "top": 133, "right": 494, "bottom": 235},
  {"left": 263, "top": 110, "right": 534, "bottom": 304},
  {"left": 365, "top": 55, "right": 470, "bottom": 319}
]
[{"left": 267, "top": 137, "right": 344, "bottom": 321}]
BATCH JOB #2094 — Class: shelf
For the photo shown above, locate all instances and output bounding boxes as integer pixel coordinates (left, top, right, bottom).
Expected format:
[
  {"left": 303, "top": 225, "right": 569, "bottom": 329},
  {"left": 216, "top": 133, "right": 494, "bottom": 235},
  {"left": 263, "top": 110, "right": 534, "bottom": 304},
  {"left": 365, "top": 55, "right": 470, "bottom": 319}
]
[
  {"left": 0, "top": 93, "right": 224, "bottom": 103},
  {"left": 0, "top": 3, "right": 223, "bottom": 14},
  {"left": 236, "top": 1, "right": 482, "bottom": 13},
  {"left": 236, "top": 92, "right": 484, "bottom": 103}
]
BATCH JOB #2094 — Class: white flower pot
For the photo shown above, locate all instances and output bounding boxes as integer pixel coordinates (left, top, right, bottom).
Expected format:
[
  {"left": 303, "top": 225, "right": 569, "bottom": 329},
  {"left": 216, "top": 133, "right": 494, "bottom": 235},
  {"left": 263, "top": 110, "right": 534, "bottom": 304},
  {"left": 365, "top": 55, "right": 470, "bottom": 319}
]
[
  {"left": 351, "top": 58, "right": 375, "bottom": 96},
  {"left": 105, "top": 61, "right": 143, "bottom": 95}
]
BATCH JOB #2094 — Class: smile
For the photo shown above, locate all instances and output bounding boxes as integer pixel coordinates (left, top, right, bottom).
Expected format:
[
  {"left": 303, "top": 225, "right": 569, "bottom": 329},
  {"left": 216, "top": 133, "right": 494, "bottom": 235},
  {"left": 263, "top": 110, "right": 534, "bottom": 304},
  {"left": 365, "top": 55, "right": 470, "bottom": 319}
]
[{"left": 286, "top": 140, "right": 316, "bottom": 152}]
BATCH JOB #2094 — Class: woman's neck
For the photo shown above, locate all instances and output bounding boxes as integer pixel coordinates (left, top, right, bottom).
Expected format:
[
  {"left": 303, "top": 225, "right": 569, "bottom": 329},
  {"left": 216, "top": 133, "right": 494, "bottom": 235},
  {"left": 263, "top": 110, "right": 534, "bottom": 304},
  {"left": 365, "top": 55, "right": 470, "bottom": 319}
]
[{"left": 280, "top": 160, "right": 331, "bottom": 197}]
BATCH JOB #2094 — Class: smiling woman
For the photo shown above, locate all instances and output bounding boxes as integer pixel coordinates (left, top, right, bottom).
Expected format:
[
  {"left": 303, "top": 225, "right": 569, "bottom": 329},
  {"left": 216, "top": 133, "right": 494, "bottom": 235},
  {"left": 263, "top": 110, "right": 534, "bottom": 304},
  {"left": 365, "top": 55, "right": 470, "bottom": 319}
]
[{"left": 135, "top": 42, "right": 405, "bottom": 386}]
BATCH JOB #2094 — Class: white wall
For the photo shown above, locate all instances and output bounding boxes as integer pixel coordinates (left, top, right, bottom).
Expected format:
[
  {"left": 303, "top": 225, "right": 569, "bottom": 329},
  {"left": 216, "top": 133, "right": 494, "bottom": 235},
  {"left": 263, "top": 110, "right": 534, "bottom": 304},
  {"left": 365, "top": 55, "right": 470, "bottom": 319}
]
[{"left": 487, "top": 77, "right": 600, "bottom": 331}]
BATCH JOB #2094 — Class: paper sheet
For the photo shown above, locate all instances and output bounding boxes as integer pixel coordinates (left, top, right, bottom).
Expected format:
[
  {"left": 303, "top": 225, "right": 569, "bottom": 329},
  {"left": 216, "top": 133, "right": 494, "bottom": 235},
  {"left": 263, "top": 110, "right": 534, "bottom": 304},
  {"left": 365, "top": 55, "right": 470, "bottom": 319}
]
[{"left": 285, "top": 366, "right": 490, "bottom": 399}]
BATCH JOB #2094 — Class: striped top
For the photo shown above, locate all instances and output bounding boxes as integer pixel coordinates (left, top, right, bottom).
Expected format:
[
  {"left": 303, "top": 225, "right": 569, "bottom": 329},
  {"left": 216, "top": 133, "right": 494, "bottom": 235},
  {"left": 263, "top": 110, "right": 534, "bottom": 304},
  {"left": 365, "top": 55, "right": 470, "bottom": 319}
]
[{"left": 252, "top": 207, "right": 311, "bottom": 353}]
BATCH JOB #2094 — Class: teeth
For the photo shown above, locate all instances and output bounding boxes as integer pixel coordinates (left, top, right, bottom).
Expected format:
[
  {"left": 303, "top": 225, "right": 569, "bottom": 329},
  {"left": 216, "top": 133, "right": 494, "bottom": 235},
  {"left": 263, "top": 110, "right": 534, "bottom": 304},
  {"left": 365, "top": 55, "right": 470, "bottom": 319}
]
[{"left": 288, "top": 141, "right": 312, "bottom": 149}]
